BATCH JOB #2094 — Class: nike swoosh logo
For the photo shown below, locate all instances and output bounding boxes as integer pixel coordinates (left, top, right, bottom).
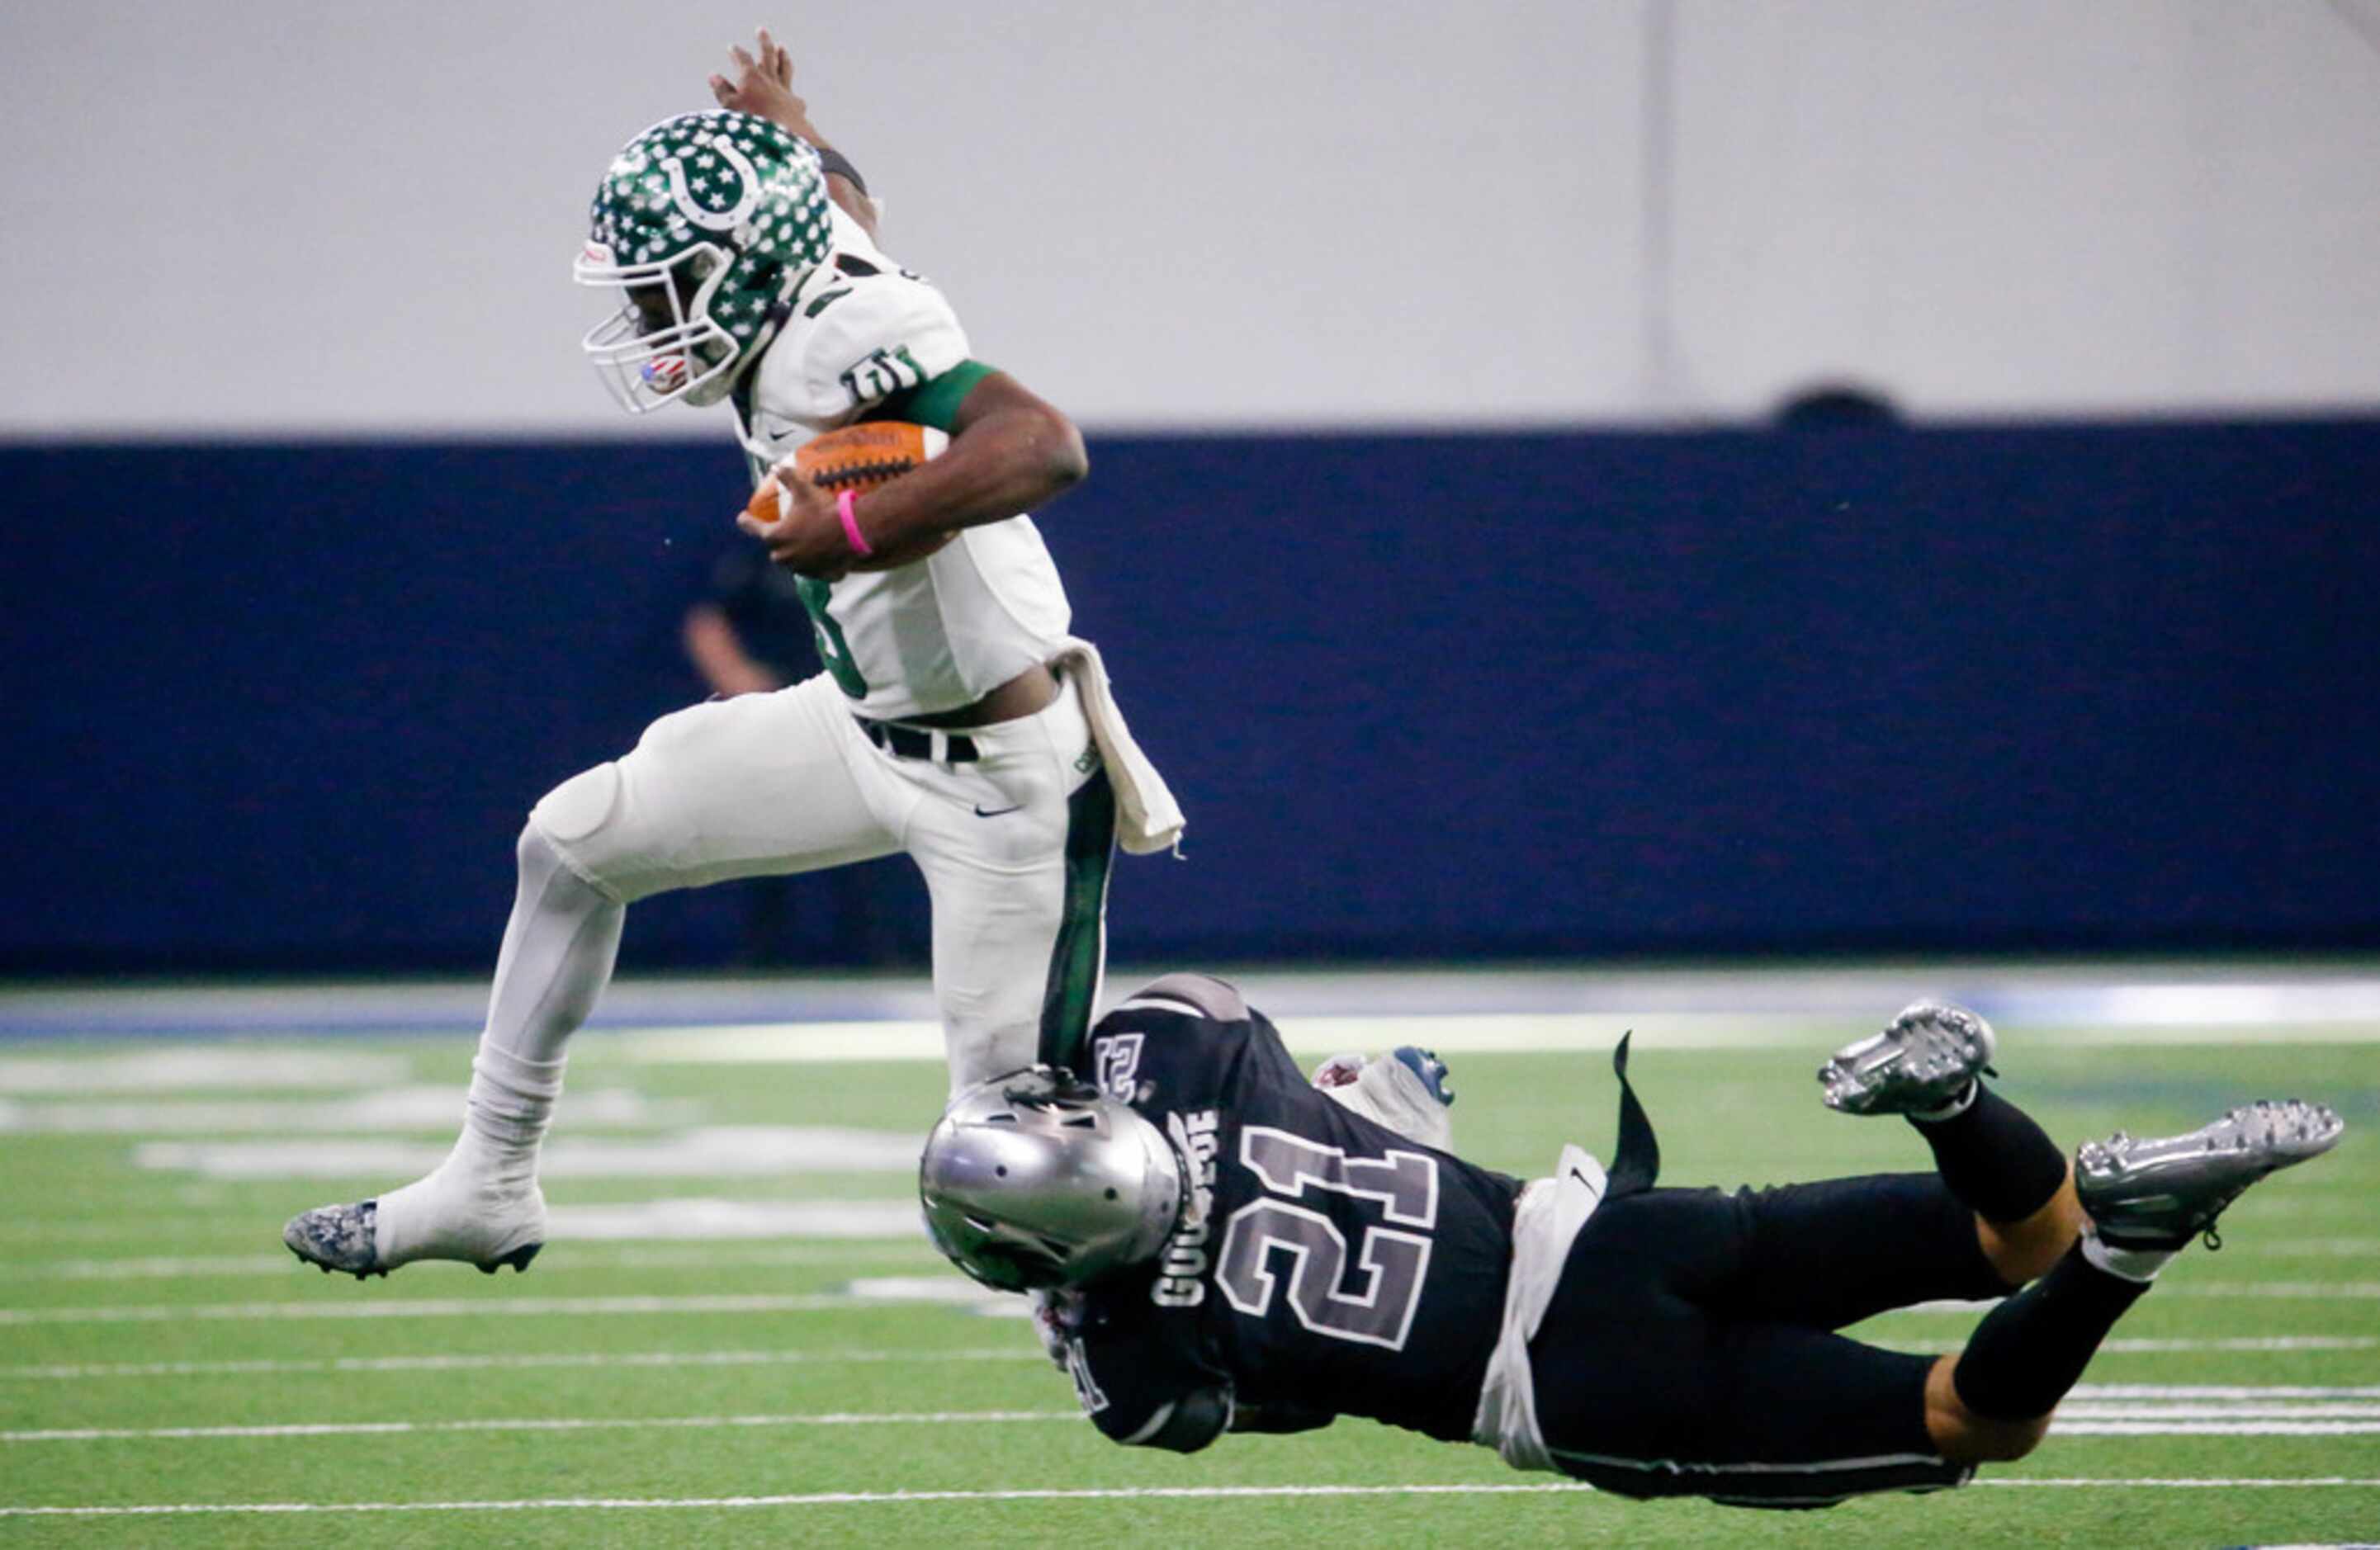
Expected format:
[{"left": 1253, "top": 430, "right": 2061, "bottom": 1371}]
[{"left": 972, "top": 803, "right": 1024, "bottom": 819}]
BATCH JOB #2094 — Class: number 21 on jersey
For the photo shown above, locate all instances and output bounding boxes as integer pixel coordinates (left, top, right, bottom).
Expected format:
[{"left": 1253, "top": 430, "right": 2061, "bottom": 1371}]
[{"left": 1214, "top": 1127, "right": 1441, "bottom": 1351}]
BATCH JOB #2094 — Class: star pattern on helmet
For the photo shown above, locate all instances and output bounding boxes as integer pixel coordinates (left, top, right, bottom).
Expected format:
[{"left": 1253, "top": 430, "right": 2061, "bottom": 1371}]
[{"left": 580, "top": 111, "right": 834, "bottom": 389}]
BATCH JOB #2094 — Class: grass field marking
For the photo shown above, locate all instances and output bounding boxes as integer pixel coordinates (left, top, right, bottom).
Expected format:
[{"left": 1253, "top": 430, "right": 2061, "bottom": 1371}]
[
  {"left": 2052, "top": 1422, "right": 2380, "bottom": 1434},
  {"left": 1978, "top": 1478, "right": 2380, "bottom": 1489},
  {"left": 0, "top": 1051, "right": 411, "bottom": 1094},
  {"left": 135, "top": 1127, "right": 920, "bottom": 1181},
  {"left": 1865, "top": 1335, "right": 2380, "bottom": 1355},
  {"left": 2166, "top": 1283, "right": 2380, "bottom": 1298},
  {"left": 2063, "top": 1406, "right": 2380, "bottom": 1420},
  {"left": 16, "top": 1241, "right": 2368, "bottom": 1280},
  {"left": 0, "top": 1243, "right": 944, "bottom": 1281},
  {"left": 0, "top": 1087, "right": 681, "bottom": 1135},
  {"left": 0, "top": 1347, "right": 1042, "bottom": 1382},
  {"left": 2, "top": 1411, "right": 1080, "bottom": 1444},
  {"left": 603, "top": 1014, "right": 2380, "bottom": 1066},
  {"left": 0, "top": 1198, "right": 932, "bottom": 1246},
  {"left": 1885, "top": 1282, "right": 2380, "bottom": 1316},
  {"left": 2071, "top": 1385, "right": 2380, "bottom": 1399},
  {"left": 0, "top": 1292, "right": 989, "bottom": 1325},
  {"left": 6, "top": 1478, "right": 2380, "bottom": 1519},
  {"left": 2094, "top": 1337, "right": 2379, "bottom": 1353},
  {"left": 0, "top": 1220, "right": 268, "bottom": 1245},
  {"left": 547, "top": 1198, "right": 925, "bottom": 1241}
]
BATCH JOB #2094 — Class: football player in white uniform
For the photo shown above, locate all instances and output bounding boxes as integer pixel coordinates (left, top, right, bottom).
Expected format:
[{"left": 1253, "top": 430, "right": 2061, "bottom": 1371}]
[{"left": 284, "top": 35, "right": 1181, "bottom": 1278}]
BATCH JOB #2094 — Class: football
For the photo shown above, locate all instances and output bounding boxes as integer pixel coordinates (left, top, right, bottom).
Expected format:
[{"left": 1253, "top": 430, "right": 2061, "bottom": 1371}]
[
  {"left": 791, "top": 419, "right": 950, "bottom": 489},
  {"left": 747, "top": 420, "right": 957, "bottom": 572}
]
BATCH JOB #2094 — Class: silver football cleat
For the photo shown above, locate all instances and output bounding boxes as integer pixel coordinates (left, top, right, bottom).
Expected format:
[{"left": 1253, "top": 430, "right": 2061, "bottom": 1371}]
[
  {"left": 2076, "top": 1099, "right": 2345, "bottom": 1250},
  {"left": 1818, "top": 1001, "right": 1999, "bottom": 1116}
]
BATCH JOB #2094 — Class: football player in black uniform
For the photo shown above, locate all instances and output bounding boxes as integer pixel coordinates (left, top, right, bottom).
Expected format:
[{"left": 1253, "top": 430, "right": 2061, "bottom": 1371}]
[{"left": 918, "top": 974, "right": 2343, "bottom": 1510}]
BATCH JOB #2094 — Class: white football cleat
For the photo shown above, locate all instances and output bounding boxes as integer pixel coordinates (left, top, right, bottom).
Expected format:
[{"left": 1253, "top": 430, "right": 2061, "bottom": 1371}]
[{"left": 284, "top": 1155, "right": 545, "bottom": 1279}]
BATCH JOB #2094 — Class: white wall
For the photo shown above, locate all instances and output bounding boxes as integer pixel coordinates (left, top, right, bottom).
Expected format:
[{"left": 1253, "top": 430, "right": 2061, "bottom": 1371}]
[{"left": 2, "top": 0, "right": 2375, "bottom": 435}]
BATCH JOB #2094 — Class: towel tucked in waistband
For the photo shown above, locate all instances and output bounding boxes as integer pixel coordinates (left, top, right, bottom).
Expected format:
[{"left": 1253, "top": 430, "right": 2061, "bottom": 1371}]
[{"left": 1047, "top": 636, "right": 1185, "bottom": 857}]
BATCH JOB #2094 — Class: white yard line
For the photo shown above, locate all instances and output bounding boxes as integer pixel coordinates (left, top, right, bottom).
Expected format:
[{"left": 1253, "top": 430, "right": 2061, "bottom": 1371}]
[
  {"left": 0, "top": 1052, "right": 412, "bottom": 1094},
  {"left": 13, "top": 1273, "right": 2380, "bottom": 1325},
  {"left": 2093, "top": 1336, "right": 2380, "bottom": 1353},
  {"left": 0, "top": 1221, "right": 264, "bottom": 1245},
  {"left": 2164, "top": 1283, "right": 2380, "bottom": 1299},
  {"left": 0, "top": 1347, "right": 1039, "bottom": 1382},
  {"left": 2070, "top": 1385, "right": 2380, "bottom": 1399},
  {"left": 3, "top": 1478, "right": 2378, "bottom": 1518},
  {"left": 600, "top": 1012, "right": 2380, "bottom": 1065},
  {"left": 1883, "top": 1336, "right": 2380, "bottom": 1355},
  {"left": 0, "top": 1088, "right": 681, "bottom": 1135},
  {"left": 12, "top": 1395, "right": 2379, "bottom": 1444},
  {"left": 0, "top": 1243, "right": 938, "bottom": 1281},
  {"left": 2050, "top": 1422, "right": 2380, "bottom": 1434},
  {"left": 0, "top": 1293, "right": 979, "bottom": 1326},
  {"left": 135, "top": 1128, "right": 920, "bottom": 1181},
  {"left": 1980, "top": 1477, "right": 2380, "bottom": 1488},
  {"left": 2059, "top": 1406, "right": 2380, "bottom": 1420},
  {"left": 1885, "top": 1283, "right": 2380, "bottom": 1315},
  {"left": 17, "top": 1240, "right": 2370, "bottom": 1281},
  {"left": 2, "top": 1411, "right": 1077, "bottom": 1444}
]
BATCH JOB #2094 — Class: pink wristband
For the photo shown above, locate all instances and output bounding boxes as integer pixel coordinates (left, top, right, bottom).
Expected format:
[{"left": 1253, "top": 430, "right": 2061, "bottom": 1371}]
[{"left": 835, "top": 487, "right": 873, "bottom": 557}]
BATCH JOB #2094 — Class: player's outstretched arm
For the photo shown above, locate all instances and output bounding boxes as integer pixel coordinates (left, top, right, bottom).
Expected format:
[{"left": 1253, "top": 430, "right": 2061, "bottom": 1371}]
[
  {"left": 708, "top": 27, "right": 881, "bottom": 239},
  {"left": 740, "top": 371, "right": 1088, "bottom": 578}
]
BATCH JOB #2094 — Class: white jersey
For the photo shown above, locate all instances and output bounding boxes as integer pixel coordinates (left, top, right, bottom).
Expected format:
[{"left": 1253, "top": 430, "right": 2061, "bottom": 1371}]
[{"left": 736, "top": 207, "right": 1072, "bottom": 721}]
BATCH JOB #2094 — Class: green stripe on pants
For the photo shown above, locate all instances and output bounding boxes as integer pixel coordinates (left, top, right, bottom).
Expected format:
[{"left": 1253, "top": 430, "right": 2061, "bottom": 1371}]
[{"left": 1037, "top": 768, "right": 1118, "bottom": 1074}]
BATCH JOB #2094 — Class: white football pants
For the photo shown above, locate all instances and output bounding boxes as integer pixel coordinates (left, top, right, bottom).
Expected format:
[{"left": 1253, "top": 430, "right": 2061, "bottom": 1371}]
[{"left": 504, "top": 670, "right": 1115, "bottom": 1101}]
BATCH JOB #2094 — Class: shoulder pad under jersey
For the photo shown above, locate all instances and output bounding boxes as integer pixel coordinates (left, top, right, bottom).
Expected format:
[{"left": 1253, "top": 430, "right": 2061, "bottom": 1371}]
[{"left": 750, "top": 260, "right": 971, "bottom": 430}]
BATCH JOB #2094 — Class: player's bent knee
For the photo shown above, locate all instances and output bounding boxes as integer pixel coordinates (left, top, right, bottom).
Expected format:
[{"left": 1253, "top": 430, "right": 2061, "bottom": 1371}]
[
  {"left": 524, "top": 763, "right": 629, "bottom": 899},
  {"left": 1924, "top": 1357, "right": 2051, "bottom": 1463},
  {"left": 532, "top": 763, "right": 622, "bottom": 845},
  {"left": 1939, "top": 1412, "right": 2051, "bottom": 1464}
]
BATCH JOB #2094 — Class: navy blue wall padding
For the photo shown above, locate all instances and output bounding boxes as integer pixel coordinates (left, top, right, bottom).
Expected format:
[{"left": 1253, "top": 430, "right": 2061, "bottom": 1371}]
[{"left": 3, "top": 419, "right": 2376, "bottom": 972}]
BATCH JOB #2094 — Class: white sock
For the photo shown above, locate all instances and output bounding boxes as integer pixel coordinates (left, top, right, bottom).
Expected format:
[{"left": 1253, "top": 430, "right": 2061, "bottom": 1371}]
[
  {"left": 2080, "top": 1226, "right": 2177, "bottom": 1284},
  {"left": 375, "top": 825, "right": 622, "bottom": 1265},
  {"left": 457, "top": 824, "right": 623, "bottom": 1171}
]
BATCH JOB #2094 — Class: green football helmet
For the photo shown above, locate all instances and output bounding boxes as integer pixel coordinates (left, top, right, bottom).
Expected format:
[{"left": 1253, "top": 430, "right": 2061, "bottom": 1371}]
[{"left": 575, "top": 111, "right": 833, "bottom": 413}]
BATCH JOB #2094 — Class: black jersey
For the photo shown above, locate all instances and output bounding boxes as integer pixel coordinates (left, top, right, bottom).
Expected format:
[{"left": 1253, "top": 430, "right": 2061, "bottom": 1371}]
[{"left": 1058, "top": 994, "right": 1523, "bottom": 1453}]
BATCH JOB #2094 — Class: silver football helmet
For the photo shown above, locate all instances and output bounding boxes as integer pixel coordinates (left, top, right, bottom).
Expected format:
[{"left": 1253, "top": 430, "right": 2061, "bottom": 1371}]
[{"left": 920, "top": 1066, "right": 1185, "bottom": 1292}]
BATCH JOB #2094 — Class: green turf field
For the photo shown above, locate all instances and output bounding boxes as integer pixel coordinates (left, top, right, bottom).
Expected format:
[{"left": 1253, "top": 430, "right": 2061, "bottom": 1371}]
[{"left": 2, "top": 1003, "right": 2373, "bottom": 1547}]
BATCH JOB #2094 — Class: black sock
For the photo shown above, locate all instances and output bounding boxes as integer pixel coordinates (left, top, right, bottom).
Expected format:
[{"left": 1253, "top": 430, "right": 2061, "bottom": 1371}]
[
  {"left": 1909, "top": 1085, "right": 2068, "bottom": 1223},
  {"left": 1951, "top": 1240, "right": 2151, "bottom": 1420}
]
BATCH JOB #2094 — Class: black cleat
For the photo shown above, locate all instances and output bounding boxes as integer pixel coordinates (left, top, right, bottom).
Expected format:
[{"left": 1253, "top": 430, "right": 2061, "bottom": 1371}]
[{"left": 476, "top": 1244, "right": 542, "bottom": 1275}]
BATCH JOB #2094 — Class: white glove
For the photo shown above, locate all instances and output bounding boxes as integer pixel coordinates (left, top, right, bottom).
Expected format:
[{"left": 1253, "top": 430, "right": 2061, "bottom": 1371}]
[{"left": 1313, "top": 1047, "right": 1455, "bottom": 1151}]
